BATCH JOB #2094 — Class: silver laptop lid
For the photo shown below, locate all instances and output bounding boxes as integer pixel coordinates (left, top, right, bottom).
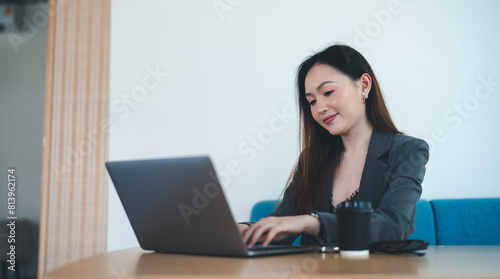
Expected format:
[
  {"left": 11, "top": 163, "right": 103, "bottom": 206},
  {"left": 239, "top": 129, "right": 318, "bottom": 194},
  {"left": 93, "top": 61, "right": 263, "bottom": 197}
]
[{"left": 106, "top": 156, "right": 248, "bottom": 257}]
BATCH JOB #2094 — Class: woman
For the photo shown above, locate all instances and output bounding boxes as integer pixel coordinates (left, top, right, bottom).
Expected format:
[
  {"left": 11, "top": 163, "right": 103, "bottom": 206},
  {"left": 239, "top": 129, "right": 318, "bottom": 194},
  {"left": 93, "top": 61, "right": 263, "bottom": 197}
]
[{"left": 240, "top": 44, "right": 429, "bottom": 248}]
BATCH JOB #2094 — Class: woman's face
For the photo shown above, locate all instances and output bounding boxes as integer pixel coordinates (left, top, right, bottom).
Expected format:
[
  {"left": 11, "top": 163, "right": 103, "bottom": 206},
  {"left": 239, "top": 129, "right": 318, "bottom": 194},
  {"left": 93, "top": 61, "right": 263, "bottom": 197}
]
[{"left": 304, "top": 63, "right": 370, "bottom": 136}]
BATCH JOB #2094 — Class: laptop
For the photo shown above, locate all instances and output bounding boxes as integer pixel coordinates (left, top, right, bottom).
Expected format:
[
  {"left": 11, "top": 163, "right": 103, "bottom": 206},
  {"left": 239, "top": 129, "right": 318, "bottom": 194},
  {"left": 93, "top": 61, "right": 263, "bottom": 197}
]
[{"left": 105, "top": 156, "right": 314, "bottom": 257}]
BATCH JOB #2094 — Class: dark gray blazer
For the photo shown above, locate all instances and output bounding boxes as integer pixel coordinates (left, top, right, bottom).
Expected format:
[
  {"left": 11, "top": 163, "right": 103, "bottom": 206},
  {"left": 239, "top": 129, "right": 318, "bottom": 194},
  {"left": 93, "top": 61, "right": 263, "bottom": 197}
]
[{"left": 269, "top": 129, "right": 430, "bottom": 245}]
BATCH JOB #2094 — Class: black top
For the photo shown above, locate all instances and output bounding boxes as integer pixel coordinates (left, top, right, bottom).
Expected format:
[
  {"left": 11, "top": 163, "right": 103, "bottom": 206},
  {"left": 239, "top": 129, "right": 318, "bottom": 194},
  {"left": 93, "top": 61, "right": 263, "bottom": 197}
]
[{"left": 330, "top": 189, "right": 359, "bottom": 212}]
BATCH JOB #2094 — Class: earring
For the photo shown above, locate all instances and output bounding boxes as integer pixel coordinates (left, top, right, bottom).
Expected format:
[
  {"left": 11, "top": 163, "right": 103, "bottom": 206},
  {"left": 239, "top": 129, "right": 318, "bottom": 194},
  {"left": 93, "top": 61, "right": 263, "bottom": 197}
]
[{"left": 362, "top": 92, "right": 367, "bottom": 103}]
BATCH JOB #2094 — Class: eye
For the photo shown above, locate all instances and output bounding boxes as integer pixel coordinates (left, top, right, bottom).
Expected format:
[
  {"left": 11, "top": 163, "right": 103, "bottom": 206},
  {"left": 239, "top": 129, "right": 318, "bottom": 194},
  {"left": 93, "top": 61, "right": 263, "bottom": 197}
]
[
  {"left": 309, "top": 100, "right": 316, "bottom": 106},
  {"left": 324, "top": 90, "right": 333, "bottom": 96}
]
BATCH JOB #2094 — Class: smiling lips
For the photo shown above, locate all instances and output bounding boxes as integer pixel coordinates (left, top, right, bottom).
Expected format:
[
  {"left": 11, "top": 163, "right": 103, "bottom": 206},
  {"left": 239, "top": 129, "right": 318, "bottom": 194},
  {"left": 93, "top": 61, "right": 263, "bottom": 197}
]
[{"left": 323, "top": 114, "right": 337, "bottom": 124}]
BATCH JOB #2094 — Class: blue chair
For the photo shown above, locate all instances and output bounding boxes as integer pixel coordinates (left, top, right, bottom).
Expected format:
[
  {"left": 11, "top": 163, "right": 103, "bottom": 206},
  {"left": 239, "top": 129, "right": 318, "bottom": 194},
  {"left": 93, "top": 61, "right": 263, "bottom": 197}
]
[
  {"left": 430, "top": 199, "right": 500, "bottom": 245},
  {"left": 250, "top": 200, "right": 301, "bottom": 245},
  {"left": 250, "top": 200, "right": 280, "bottom": 223},
  {"left": 409, "top": 200, "right": 437, "bottom": 245}
]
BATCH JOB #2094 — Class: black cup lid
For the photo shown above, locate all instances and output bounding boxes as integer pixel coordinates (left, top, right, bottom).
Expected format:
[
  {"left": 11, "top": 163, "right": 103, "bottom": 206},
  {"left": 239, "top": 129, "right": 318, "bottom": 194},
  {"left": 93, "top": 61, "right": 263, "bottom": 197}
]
[{"left": 335, "top": 200, "right": 373, "bottom": 213}]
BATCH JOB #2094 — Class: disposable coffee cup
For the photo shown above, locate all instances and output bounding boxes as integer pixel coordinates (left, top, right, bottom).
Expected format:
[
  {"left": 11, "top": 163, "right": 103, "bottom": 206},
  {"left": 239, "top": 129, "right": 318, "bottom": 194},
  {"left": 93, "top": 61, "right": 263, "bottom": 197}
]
[{"left": 335, "top": 200, "right": 373, "bottom": 259}]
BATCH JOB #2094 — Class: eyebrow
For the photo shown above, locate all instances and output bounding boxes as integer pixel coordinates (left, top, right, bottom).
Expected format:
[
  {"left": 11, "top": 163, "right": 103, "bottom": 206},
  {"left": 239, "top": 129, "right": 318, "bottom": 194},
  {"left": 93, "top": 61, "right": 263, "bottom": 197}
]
[{"left": 305, "top": 81, "right": 336, "bottom": 96}]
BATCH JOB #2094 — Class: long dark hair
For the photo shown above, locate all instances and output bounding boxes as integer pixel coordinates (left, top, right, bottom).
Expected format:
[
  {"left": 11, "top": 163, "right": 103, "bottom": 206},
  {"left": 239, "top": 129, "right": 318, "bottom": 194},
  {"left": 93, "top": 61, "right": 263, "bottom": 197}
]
[{"left": 286, "top": 44, "right": 400, "bottom": 214}]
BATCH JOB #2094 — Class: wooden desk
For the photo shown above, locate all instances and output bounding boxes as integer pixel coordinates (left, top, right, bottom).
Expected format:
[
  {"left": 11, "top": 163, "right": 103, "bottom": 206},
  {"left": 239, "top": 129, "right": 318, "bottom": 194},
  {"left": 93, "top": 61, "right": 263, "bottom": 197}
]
[{"left": 45, "top": 246, "right": 500, "bottom": 278}]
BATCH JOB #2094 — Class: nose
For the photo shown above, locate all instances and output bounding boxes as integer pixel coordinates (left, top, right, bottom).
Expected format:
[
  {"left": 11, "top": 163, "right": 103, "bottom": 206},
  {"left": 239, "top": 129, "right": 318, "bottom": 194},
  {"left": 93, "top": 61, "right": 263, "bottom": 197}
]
[{"left": 316, "top": 99, "right": 328, "bottom": 114}]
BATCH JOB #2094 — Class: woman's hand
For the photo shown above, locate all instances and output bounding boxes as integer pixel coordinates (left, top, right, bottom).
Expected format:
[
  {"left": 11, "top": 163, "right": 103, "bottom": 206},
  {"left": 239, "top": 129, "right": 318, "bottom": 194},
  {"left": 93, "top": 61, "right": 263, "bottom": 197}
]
[
  {"left": 242, "top": 215, "right": 320, "bottom": 248},
  {"left": 237, "top": 223, "right": 250, "bottom": 235}
]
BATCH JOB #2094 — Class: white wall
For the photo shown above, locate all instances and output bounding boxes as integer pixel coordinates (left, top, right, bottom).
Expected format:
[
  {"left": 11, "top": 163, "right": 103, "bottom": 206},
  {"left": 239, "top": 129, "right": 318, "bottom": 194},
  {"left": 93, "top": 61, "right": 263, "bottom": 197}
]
[{"left": 107, "top": 0, "right": 500, "bottom": 251}]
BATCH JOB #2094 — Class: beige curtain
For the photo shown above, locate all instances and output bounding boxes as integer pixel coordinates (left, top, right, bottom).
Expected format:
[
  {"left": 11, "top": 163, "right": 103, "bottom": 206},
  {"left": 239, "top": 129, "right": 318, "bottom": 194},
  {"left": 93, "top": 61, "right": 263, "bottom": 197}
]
[{"left": 39, "top": 0, "right": 111, "bottom": 277}]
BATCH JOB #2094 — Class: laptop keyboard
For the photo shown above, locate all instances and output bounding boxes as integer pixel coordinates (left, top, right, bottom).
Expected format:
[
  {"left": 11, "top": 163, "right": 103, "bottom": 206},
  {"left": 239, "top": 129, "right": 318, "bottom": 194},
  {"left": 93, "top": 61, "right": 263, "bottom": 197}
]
[{"left": 248, "top": 244, "right": 300, "bottom": 251}]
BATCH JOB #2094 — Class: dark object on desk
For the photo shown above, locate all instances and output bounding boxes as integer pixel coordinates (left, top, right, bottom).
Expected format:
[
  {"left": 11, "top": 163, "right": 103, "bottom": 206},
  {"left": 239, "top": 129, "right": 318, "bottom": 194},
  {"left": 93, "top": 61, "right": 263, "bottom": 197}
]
[
  {"left": 106, "top": 156, "right": 314, "bottom": 257},
  {"left": 315, "top": 245, "right": 340, "bottom": 253},
  {"left": 336, "top": 201, "right": 373, "bottom": 257},
  {"left": 369, "top": 240, "right": 429, "bottom": 256}
]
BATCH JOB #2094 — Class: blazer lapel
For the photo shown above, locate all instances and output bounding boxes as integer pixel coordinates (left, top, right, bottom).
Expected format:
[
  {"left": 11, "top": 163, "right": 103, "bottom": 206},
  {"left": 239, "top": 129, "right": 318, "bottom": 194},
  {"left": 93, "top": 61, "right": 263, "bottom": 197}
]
[{"left": 358, "top": 130, "right": 393, "bottom": 208}]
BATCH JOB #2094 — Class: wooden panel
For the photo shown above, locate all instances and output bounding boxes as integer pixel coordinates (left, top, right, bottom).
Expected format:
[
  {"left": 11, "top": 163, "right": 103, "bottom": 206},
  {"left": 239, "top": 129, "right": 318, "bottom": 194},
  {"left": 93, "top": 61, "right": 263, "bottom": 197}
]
[{"left": 39, "top": 0, "right": 111, "bottom": 277}]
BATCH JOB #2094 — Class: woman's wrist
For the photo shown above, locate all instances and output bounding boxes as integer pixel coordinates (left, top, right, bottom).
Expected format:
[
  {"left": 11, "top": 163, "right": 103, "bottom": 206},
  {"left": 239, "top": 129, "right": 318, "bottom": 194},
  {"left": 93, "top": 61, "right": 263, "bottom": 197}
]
[{"left": 302, "top": 214, "right": 320, "bottom": 236}]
